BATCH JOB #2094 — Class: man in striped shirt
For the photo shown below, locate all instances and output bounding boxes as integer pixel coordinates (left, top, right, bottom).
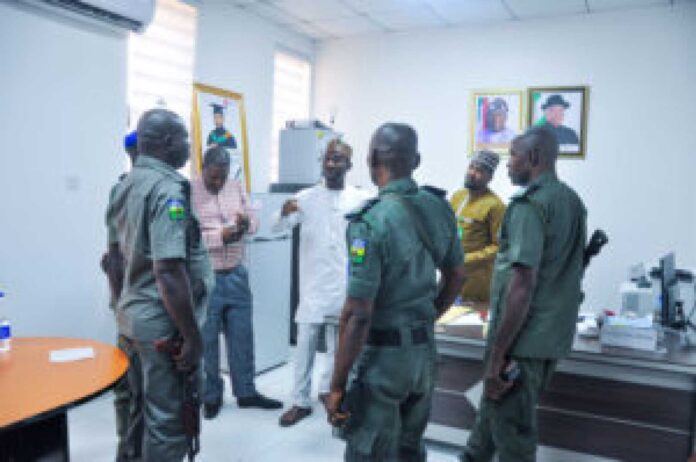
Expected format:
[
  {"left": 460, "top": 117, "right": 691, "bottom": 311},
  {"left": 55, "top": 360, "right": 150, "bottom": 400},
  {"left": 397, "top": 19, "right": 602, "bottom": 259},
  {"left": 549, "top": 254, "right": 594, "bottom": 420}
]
[{"left": 192, "top": 146, "right": 283, "bottom": 420}]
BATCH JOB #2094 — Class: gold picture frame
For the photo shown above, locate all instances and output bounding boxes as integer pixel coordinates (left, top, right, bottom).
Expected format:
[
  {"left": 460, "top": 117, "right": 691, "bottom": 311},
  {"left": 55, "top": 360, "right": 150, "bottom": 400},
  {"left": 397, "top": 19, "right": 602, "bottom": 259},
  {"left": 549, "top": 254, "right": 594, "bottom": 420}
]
[
  {"left": 191, "top": 82, "right": 251, "bottom": 191},
  {"left": 527, "top": 86, "right": 589, "bottom": 159},
  {"left": 469, "top": 88, "right": 525, "bottom": 156}
]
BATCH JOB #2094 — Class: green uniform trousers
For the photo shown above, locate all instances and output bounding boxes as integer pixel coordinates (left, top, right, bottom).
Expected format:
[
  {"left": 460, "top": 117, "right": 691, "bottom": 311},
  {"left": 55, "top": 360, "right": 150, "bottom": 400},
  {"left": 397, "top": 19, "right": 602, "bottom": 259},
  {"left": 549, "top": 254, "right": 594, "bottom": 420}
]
[
  {"left": 460, "top": 358, "right": 556, "bottom": 462},
  {"left": 342, "top": 338, "right": 436, "bottom": 462},
  {"left": 114, "top": 335, "right": 144, "bottom": 461},
  {"left": 127, "top": 338, "right": 200, "bottom": 461}
]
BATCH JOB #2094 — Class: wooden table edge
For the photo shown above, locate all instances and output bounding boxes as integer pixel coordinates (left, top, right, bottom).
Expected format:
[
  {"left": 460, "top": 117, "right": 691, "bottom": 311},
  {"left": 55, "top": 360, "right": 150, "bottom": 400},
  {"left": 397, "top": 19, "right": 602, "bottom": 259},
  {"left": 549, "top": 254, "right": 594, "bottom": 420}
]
[{"left": 0, "top": 337, "right": 129, "bottom": 432}]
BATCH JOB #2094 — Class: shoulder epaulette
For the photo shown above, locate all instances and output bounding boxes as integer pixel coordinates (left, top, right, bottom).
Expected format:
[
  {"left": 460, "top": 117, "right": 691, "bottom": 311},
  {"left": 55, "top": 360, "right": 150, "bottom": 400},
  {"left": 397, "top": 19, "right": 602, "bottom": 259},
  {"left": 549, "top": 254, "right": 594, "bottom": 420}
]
[
  {"left": 345, "top": 198, "right": 380, "bottom": 220},
  {"left": 510, "top": 184, "right": 546, "bottom": 224},
  {"left": 421, "top": 185, "right": 447, "bottom": 198}
]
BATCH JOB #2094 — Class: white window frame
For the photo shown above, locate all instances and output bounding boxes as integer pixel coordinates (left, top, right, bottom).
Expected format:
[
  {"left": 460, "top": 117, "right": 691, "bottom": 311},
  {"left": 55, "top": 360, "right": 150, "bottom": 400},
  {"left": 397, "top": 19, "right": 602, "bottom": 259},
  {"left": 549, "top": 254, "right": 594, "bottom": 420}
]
[
  {"left": 127, "top": 0, "right": 197, "bottom": 172},
  {"left": 270, "top": 47, "right": 314, "bottom": 184}
]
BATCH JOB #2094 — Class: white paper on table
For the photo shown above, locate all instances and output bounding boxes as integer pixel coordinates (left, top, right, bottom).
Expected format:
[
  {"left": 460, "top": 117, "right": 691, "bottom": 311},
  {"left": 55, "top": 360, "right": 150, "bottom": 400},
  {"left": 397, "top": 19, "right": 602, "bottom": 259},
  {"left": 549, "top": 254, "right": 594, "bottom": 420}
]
[
  {"left": 465, "top": 381, "right": 484, "bottom": 411},
  {"left": 448, "top": 313, "right": 485, "bottom": 326},
  {"left": 605, "top": 315, "right": 653, "bottom": 329},
  {"left": 49, "top": 347, "right": 95, "bottom": 363}
]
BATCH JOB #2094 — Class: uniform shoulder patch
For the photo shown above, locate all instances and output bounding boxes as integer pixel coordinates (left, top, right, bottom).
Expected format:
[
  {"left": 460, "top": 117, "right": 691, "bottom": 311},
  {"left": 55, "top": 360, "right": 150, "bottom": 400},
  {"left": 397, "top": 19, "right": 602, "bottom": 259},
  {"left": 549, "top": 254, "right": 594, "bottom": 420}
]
[
  {"left": 166, "top": 198, "right": 186, "bottom": 220},
  {"left": 350, "top": 238, "right": 367, "bottom": 264},
  {"left": 345, "top": 198, "right": 380, "bottom": 221},
  {"left": 421, "top": 185, "right": 447, "bottom": 198}
]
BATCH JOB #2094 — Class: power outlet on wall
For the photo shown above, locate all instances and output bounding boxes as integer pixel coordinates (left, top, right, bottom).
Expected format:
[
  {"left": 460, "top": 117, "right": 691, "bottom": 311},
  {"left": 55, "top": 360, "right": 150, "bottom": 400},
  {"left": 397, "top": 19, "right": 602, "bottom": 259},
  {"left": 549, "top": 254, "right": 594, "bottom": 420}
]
[{"left": 65, "top": 175, "right": 81, "bottom": 191}]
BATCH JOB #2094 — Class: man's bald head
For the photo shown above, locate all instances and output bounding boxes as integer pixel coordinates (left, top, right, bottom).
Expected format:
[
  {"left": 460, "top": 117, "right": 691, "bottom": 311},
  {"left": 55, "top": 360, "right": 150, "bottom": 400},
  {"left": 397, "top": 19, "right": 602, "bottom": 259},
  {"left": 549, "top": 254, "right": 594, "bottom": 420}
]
[
  {"left": 507, "top": 126, "right": 558, "bottom": 186},
  {"left": 137, "top": 108, "right": 190, "bottom": 169},
  {"left": 368, "top": 123, "right": 420, "bottom": 184}
]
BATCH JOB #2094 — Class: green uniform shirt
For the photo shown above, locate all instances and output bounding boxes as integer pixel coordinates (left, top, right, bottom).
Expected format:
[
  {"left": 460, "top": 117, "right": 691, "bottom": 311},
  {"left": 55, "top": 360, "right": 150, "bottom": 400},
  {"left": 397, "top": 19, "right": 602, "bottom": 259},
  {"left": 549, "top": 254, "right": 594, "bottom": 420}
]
[
  {"left": 488, "top": 172, "right": 587, "bottom": 359},
  {"left": 346, "top": 178, "right": 463, "bottom": 330},
  {"left": 107, "top": 155, "right": 214, "bottom": 341},
  {"left": 105, "top": 174, "right": 127, "bottom": 311},
  {"left": 106, "top": 174, "right": 126, "bottom": 247}
]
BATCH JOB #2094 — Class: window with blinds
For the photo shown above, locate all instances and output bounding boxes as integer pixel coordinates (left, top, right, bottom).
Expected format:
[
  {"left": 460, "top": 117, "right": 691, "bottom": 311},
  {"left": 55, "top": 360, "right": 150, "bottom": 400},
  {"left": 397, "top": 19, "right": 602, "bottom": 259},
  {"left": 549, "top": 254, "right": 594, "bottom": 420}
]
[
  {"left": 271, "top": 50, "right": 312, "bottom": 183},
  {"left": 127, "top": 0, "right": 197, "bottom": 132}
]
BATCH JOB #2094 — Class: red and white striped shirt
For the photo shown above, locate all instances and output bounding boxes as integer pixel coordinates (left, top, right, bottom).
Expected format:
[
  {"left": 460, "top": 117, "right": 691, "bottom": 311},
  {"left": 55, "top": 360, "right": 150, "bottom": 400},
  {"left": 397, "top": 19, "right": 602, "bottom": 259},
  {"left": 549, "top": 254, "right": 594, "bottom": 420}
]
[{"left": 191, "top": 176, "right": 258, "bottom": 271}]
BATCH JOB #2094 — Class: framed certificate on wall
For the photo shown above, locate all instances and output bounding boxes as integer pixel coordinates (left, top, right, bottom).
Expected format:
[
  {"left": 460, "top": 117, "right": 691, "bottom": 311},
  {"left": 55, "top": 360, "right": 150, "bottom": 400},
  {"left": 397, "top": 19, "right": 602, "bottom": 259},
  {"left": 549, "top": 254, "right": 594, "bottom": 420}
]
[{"left": 191, "top": 82, "right": 251, "bottom": 191}]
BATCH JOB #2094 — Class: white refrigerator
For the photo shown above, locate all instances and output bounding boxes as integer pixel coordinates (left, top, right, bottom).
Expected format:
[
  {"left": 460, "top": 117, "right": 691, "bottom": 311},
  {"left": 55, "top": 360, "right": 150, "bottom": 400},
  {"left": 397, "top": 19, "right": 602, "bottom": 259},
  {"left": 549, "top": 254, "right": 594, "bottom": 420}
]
[{"left": 245, "top": 192, "right": 293, "bottom": 373}]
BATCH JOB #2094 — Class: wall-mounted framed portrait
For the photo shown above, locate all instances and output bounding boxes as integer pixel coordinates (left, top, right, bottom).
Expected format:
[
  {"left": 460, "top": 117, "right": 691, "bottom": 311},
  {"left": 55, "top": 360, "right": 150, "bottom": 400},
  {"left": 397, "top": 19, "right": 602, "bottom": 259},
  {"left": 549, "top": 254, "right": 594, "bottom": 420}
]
[
  {"left": 528, "top": 86, "right": 589, "bottom": 158},
  {"left": 191, "top": 82, "right": 251, "bottom": 191},
  {"left": 469, "top": 89, "right": 525, "bottom": 156}
]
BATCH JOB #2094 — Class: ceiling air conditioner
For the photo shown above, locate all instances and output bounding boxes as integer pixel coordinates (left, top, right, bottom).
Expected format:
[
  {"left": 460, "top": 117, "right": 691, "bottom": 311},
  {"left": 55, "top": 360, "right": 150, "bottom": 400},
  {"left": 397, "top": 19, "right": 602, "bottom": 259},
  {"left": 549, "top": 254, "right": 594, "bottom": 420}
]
[{"left": 19, "top": 0, "right": 155, "bottom": 32}]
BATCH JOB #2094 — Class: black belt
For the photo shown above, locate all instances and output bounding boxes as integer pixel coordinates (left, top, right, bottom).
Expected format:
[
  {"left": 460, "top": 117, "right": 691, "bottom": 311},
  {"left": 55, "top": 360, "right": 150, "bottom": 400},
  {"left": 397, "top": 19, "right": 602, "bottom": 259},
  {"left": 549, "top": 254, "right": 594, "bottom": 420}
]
[
  {"left": 367, "top": 326, "right": 429, "bottom": 347},
  {"left": 215, "top": 268, "right": 236, "bottom": 275}
]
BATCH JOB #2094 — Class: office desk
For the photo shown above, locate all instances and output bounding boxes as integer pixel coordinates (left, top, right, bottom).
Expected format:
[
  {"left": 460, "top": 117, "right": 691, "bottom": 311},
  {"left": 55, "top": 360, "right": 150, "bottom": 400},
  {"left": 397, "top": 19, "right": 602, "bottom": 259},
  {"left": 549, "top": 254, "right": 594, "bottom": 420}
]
[
  {"left": 429, "top": 323, "right": 696, "bottom": 461},
  {"left": 0, "top": 337, "right": 128, "bottom": 461}
]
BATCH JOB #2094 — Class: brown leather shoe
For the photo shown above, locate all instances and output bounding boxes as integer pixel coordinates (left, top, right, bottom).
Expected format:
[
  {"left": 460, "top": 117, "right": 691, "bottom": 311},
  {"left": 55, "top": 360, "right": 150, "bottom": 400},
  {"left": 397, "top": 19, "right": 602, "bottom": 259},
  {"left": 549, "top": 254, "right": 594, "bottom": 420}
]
[{"left": 279, "top": 406, "right": 312, "bottom": 427}]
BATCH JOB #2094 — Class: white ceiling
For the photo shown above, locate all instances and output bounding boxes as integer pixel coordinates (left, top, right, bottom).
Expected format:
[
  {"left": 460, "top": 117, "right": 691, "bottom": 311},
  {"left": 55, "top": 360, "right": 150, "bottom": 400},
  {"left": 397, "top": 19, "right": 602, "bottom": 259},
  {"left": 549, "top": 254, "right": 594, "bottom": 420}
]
[{"left": 227, "top": 0, "right": 678, "bottom": 41}]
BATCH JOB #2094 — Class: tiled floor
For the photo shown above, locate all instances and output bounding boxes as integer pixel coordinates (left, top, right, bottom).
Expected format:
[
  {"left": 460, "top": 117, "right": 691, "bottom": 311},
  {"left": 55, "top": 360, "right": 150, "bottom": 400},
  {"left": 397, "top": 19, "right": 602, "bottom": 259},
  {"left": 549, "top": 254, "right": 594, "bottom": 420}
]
[{"left": 69, "top": 351, "right": 613, "bottom": 461}]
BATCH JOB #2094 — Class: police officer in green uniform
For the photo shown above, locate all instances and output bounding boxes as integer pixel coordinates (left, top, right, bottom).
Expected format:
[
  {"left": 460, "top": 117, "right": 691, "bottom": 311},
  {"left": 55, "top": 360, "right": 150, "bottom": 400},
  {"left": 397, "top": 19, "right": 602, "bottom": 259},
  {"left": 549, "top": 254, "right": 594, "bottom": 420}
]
[
  {"left": 102, "top": 130, "right": 143, "bottom": 461},
  {"left": 324, "top": 123, "right": 466, "bottom": 461},
  {"left": 107, "top": 109, "right": 214, "bottom": 461},
  {"left": 460, "top": 126, "right": 587, "bottom": 462}
]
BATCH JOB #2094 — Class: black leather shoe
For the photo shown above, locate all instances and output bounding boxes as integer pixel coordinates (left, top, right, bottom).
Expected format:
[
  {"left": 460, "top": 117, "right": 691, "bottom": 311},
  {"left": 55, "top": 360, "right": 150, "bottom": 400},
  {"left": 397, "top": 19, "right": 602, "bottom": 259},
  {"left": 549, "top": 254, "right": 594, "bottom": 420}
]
[
  {"left": 203, "top": 401, "right": 222, "bottom": 420},
  {"left": 279, "top": 406, "right": 312, "bottom": 426},
  {"left": 237, "top": 393, "right": 283, "bottom": 409}
]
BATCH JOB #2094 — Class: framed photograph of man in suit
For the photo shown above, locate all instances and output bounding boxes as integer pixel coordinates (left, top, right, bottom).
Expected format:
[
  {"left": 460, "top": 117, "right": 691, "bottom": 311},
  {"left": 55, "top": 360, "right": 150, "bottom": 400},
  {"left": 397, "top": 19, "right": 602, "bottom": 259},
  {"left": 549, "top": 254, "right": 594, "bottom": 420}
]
[
  {"left": 191, "top": 82, "right": 251, "bottom": 191},
  {"left": 469, "top": 89, "right": 525, "bottom": 156},
  {"left": 528, "top": 86, "right": 589, "bottom": 158}
]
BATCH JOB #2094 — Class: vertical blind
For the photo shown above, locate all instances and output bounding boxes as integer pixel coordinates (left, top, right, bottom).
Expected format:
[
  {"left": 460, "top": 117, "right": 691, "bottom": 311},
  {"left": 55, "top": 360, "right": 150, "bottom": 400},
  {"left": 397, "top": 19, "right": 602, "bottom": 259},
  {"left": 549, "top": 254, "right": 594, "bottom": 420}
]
[
  {"left": 127, "top": 0, "right": 197, "bottom": 131},
  {"left": 270, "top": 50, "right": 312, "bottom": 183}
]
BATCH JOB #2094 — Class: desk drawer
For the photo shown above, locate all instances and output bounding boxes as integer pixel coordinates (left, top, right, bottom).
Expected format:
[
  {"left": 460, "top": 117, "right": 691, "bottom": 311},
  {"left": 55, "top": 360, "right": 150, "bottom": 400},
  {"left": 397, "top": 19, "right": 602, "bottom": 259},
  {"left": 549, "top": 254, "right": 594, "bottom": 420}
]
[
  {"left": 430, "top": 390, "right": 476, "bottom": 429},
  {"left": 429, "top": 392, "right": 692, "bottom": 461},
  {"left": 436, "top": 356, "right": 484, "bottom": 393},
  {"left": 538, "top": 406, "right": 691, "bottom": 462},
  {"left": 541, "top": 372, "right": 695, "bottom": 431}
]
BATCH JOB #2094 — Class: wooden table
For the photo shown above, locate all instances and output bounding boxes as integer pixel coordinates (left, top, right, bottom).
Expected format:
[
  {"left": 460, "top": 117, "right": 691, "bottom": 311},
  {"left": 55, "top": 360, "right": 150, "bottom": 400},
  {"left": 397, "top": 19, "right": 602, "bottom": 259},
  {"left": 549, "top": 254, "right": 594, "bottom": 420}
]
[
  {"left": 0, "top": 337, "right": 128, "bottom": 461},
  {"left": 429, "top": 323, "right": 696, "bottom": 461}
]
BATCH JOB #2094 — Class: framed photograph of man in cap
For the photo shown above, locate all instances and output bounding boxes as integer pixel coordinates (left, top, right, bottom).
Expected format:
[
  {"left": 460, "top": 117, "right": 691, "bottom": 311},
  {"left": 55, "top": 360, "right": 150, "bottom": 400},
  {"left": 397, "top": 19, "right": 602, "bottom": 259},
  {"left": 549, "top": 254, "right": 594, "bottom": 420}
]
[
  {"left": 528, "top": 86, "right": 589, "bottom": 158},
  {"left": 192, "top": 82, "right": 251, "bottom": 191},
  {"left": 469, "top": 89, "right": 525, "bottom": 156}
]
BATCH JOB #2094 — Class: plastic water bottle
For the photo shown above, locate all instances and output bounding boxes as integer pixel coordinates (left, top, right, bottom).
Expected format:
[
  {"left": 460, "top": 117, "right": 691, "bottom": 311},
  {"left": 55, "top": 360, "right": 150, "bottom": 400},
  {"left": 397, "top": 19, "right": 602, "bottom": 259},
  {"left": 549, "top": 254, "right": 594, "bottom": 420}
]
[{"left": 0, "top": 291, "right": 11, "bottom": 352}]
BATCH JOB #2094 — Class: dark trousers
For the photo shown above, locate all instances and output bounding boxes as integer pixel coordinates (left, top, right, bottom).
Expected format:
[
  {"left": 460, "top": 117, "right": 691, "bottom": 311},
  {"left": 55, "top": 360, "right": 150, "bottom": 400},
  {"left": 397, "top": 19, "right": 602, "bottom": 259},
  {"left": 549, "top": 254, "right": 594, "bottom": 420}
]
[
  {"left": 202, "top": 265, "right": 257, "bottom": 403},
  {"left": 342, "top": 333, "right": 436, "bottom": 462},
  {"left": 125, "top": 337, "right": 200, "bottom": 461},
  {"left": 460, "top": 358, "right": 557, "bottom": 462},
  {"left": 114, "top": 335, "right": 143, "bottom": 461}
]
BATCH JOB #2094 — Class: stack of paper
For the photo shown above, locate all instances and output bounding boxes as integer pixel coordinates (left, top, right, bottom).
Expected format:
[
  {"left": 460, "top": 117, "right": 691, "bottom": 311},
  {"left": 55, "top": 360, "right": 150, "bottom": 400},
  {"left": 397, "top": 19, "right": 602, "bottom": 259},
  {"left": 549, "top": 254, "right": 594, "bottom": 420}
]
[
  {"left": 600, "top": 315, "right": 657, "bottom": 351},
  {"left": 436, "top": 305, "right": 471, "bottom": 325},
  {"left": 49, "top": 347, "right": 95, "bottom": 363}
]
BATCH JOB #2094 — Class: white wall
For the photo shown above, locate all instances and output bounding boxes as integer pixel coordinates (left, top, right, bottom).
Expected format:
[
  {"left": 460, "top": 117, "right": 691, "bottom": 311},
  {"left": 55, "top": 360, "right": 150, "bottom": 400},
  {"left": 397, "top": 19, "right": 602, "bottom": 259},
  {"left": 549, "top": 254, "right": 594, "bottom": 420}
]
[
  {"left": 314, "top": 4, "right": 696, "bottom": 312},
  {"left": 0, "top": 0, "right": 314, "bottom": 342},
  {"left": 0, "top": 3, "right": 127, "bottom": 342},
  {"left": 194, "top": 1, "right": 316, "bottom": 193}
]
